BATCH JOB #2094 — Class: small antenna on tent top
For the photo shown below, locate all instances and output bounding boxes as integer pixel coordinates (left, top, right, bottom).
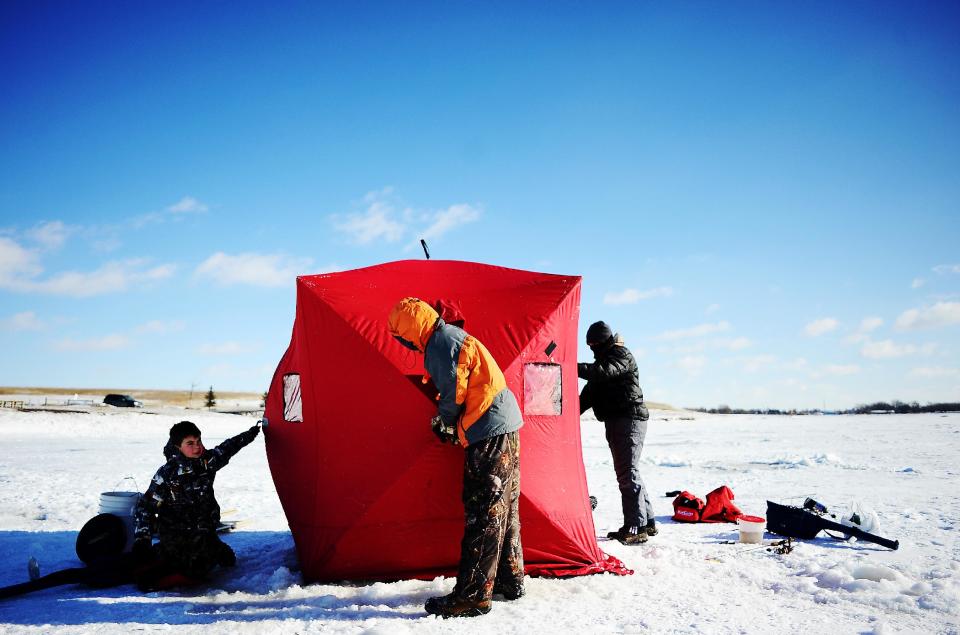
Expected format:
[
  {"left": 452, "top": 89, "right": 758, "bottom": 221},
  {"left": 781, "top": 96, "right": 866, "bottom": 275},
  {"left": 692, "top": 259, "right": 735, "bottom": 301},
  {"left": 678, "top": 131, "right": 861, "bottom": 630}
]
[{"left": 420, "top": 239, "right": 431, "bottom": 260}]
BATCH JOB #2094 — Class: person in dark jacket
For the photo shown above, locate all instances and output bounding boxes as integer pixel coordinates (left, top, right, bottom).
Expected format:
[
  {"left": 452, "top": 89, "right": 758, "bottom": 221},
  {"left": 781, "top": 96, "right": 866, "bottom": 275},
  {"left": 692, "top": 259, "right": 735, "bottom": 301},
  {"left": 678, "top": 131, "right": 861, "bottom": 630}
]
[
  {"left": 389, "top": 297, "right": 525, "bottom": 619},
  {"left": 578, "top": 321, "right": 654, "bottom": 545},
  {"left": 132, "top": 420, "right": 260, "bottom": 589}
]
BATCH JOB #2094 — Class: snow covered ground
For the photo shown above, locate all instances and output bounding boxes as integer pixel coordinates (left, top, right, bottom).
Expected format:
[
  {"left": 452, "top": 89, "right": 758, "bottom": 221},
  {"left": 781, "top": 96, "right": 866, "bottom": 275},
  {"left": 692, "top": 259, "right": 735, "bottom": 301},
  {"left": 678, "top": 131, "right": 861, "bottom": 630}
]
[{"left": 0, "top": 408, "right": 957, "bottom": 634}]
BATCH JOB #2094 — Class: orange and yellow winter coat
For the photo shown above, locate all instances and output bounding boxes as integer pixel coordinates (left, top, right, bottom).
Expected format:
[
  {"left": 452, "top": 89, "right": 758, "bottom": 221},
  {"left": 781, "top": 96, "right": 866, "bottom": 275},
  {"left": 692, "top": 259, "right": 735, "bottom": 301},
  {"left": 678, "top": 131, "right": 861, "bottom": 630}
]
[{"left": 388, "top": 297, "right": 523, "bottom": 446}]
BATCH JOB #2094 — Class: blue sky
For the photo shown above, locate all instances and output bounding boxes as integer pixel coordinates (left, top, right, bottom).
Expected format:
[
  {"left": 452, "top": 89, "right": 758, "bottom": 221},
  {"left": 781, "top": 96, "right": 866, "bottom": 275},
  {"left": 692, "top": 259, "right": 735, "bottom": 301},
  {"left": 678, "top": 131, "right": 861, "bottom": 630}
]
[{"left": 1, "top": 1, "right": 958, "bottom": 409}]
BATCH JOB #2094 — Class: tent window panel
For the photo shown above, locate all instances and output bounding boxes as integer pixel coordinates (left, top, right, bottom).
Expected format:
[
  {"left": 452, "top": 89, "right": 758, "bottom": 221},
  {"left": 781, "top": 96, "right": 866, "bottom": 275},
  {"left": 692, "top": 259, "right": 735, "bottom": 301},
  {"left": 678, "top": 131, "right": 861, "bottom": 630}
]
[
  {"left": 283, "top": 373, "right": 303, "bottom": 422},
  {"left": 523, "top": 363, "right": 562, "bottom": 416}
]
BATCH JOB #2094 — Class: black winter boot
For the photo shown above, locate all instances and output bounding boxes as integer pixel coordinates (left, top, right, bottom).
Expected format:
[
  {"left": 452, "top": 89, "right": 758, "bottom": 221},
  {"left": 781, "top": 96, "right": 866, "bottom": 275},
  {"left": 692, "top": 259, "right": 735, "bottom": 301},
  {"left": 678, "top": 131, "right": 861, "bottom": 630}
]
[
  {"left": 606, "top": 526, "right": 648, "bottom": 545},
  {"left": 492, "top": 578, "right": 525, "bottom": 601},
  {"left": 644, "top": 519, "right": 658, "bottom": 537},
  {"left": 425, "top": 593, "right": 492, "bottom": 618}
]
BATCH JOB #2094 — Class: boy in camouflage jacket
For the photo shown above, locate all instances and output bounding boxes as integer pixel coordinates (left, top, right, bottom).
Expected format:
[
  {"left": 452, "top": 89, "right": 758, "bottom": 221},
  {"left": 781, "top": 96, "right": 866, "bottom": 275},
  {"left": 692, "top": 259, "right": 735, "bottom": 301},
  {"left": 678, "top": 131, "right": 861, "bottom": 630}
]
[{"left": 132, "top": 420, "right": 259, "bottom": 588}]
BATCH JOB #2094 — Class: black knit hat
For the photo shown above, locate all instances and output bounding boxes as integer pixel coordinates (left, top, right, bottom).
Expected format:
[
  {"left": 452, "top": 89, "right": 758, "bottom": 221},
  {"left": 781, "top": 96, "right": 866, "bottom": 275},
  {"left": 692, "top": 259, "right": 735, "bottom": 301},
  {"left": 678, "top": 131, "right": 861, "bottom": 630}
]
[
  {"left": 169, "top": 420, "right": 202, "bottom": 446},
  {"left": 586, "top": 321, "right": 614, "bottom": 345}
]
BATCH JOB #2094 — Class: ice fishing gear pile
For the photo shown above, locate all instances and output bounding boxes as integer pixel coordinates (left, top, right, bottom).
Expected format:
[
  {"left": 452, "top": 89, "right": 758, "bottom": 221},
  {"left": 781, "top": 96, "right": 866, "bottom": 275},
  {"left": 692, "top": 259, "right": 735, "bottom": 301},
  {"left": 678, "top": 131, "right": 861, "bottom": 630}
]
[
  {"left": 668, "top": 485, "right": 743, "bottom": 523},
  {"left": 766, "top": 498, "right": 899, "bottom": 550},
  {"left": 722, "top": 537, "right": 795, "bottom": 556}
]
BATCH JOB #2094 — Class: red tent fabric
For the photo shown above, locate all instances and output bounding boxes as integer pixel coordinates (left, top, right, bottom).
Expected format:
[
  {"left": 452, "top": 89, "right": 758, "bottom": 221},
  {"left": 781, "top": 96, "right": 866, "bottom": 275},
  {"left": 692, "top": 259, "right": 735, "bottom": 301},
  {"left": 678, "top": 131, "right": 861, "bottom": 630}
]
[{"left": 264, "top": 260, "right": 630, "bottom": 582}]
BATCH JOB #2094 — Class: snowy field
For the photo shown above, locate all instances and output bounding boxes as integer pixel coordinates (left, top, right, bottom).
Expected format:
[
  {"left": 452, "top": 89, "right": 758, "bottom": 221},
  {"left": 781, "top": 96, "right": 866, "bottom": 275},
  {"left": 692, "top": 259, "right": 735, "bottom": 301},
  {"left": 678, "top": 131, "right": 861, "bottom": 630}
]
[{"left": 0, "top": 408, "right": 958, "bottom": 634}]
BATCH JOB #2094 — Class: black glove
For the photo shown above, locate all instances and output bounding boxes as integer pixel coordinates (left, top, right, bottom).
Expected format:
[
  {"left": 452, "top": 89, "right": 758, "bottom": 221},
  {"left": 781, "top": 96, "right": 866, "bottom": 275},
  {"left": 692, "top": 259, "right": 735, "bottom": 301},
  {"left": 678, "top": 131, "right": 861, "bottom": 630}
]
[
  {"left": 241, "top": 423, "right": 261, "bottom": 444},
  {"left": 577, "top": 362, "right": 590, "bottom": 379},
  {"left": 430, "top": 415, "right": 457, "bottom": 445},
  {"left": 132, "top": 537, "right": 153, "bottom": 562}
]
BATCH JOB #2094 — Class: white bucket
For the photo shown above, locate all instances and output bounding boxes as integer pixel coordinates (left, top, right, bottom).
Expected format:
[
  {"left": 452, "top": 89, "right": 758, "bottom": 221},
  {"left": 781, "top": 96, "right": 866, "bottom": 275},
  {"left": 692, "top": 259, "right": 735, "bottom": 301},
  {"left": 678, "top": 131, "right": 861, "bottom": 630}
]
[
  {"left": 99, "top": 491, "right": 141, "bottom": 551},
  {"left": 737, "top": 515, "right": 766, "bottom": 544}
]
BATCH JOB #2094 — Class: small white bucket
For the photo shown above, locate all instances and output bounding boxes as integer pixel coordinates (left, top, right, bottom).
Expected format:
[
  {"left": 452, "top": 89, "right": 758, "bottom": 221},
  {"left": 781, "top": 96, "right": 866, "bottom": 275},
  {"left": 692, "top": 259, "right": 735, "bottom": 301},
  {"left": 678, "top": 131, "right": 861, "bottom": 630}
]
[
  {"left": 99, "top": 491, "right": 141, "bottom": 551},
  {"left": 738, "top": 515, "right": 766, "bottom": 544}
]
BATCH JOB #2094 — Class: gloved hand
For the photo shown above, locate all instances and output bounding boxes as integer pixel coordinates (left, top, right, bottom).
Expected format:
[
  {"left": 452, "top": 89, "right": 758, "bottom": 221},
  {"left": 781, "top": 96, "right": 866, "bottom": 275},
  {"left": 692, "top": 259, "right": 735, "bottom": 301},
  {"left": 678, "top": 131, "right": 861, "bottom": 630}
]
[
  {"left": 241, "top": 423, "right": 261, "bottom": 444},
  {"left": 577, "top": 362, "right": 591, "bottom": 379},
  {"left": 430, "top": 415, "right": 457, "bottom": 445},
  {"left": 132, "top": 537, "right": 153, "bottom": 562}
]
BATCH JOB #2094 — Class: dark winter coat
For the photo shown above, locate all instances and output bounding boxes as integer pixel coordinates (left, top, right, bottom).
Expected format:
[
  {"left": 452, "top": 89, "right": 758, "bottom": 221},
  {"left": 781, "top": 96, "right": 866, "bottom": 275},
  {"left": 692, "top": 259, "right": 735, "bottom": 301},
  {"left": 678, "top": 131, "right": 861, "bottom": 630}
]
[
  {"left": 134, "top": 427, "right": 258, "bottom": 544},
  {"left": 578, "top": 335, "right": 649, "bottom": 422}
]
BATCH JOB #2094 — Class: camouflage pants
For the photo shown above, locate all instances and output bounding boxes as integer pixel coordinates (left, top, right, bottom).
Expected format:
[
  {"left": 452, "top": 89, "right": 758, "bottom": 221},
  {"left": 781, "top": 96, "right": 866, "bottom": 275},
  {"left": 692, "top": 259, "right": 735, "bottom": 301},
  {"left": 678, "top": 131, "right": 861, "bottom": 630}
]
[
  {"left": 158, "top": 531, "right": 235, "bottom": 578},
  {"left": 452, "top": 430, "right": 524, "bottom": 602}
]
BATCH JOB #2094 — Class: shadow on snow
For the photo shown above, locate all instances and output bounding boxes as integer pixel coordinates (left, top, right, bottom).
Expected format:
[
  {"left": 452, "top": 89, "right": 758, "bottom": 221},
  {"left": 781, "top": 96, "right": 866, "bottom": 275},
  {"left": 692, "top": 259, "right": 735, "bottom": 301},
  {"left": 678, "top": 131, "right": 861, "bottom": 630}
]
[{"left": 0, "top": 530, "right": 424, "bottom": 625}]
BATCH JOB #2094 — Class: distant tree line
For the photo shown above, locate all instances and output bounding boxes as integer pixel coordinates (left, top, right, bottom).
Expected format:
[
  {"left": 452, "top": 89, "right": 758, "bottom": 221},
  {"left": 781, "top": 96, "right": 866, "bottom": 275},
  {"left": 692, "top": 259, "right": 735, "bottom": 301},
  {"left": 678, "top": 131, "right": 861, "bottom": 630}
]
[
  {"left": 689, "top": 401, "right": 960, "bottom": 415},
  {"left": 842, "top": 401, "right": 960, "bottom": 414},
  {"left": 690, "top": 405, "right": 819, "bottom": 416}
]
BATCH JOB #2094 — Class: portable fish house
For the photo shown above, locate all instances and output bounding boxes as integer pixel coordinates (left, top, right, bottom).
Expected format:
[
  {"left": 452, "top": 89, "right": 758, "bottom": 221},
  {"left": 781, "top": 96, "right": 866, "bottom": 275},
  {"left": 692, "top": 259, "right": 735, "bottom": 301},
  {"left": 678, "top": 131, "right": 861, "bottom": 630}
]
[{"left": 264, "top": 260, "right": 628, "bottom": 581}]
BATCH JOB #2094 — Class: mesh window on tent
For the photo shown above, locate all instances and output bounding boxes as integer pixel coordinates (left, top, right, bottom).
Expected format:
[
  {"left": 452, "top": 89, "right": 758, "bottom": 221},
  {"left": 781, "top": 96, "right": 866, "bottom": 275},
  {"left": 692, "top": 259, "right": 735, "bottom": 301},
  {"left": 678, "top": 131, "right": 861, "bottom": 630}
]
[
  {"left": 283, "top": 373, "right": 303, "bottom": 422},
  {"left": 523, "top": 363, "right": 562, "bottom": 415}
]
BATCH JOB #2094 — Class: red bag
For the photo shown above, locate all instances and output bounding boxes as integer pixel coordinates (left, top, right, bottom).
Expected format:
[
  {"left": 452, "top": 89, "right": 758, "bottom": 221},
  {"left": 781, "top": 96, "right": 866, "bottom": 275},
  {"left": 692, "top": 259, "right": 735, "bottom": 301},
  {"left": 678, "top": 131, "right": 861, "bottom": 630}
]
[
  {"left": 701, "top": 485, "right": 743, "bottom": 523},
  {"left": 672, "top": 491, "right": 705, "bottom": 522}
]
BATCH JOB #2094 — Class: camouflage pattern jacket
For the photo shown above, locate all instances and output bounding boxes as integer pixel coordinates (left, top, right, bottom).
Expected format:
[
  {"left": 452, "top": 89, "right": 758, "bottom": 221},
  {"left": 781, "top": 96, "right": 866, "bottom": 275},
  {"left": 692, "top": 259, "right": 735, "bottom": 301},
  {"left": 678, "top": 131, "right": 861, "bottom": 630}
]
[{"left": 134, "top": 428, "right": 257, "bottom": 542}]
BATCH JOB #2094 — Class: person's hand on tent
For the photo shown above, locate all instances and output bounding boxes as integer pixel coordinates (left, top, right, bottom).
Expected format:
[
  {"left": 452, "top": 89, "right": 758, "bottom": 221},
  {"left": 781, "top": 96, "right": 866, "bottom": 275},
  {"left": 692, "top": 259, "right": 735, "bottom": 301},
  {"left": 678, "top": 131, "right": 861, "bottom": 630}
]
[
  {"left": 240, "top": 423, "right": 261, "bottom": 444},
  {"left": 430, "top": 415, "right": 458, "bottom": 445}
]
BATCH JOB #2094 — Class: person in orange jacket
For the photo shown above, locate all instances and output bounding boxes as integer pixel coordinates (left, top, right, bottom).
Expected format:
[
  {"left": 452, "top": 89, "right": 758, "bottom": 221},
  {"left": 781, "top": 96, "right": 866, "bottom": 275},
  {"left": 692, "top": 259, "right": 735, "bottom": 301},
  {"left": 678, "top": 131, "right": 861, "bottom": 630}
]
[{"left": 388, "top": 297, "right": 524, "bottom": 619}]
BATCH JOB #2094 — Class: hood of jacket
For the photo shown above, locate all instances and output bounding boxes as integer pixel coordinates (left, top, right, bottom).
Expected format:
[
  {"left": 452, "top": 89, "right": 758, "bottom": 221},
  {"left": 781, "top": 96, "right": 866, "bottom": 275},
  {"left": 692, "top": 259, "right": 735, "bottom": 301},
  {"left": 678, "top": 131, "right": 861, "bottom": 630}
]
[
  {"left": 162, "top": 439, "right": 209, "bottom": 469},
  {"left": 163, "top": 439, "right": 180, "bottom": 461},
  {"left": 592, "top": 333, "right": 624, "bottom": 359},
  {"left": 388, "top": 297, "right": 440, "bottom": 352}
]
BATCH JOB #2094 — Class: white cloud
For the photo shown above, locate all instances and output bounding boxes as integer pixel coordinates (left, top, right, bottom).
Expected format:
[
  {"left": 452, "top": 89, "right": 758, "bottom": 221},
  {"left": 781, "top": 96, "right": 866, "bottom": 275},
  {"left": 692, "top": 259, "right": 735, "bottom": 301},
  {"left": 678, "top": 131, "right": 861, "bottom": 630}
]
[
  {"left": 909, "top": 366, "right": 958, "bottom": 378},
  {"left": 659, "top": 342, "right": 707, "bottom": 355},
  {"left": 784, "top": 358, "right": 808, "bottom": 371},
  {"left": 911, "top": 278, "right": 925, "bottom": 289},
  {"left": 1, "top": 311, "right": 43, "bottom": 331},
  {"left": 167, "top": 196, "right": 209, "bottom": 214},
  {"left": 717, "top": 337, "right": 751, "bottom": 351},
  {"left": 823, "top": 364, "right": 860, "bottom": 376},
  {"left": 676, "top": 355, "right": 706, "bottom": 376},
  {"left": 861, "top": 339, "right": 936, "bottom": 359},
  {"left": 742, "top": 355, "right": 776, "bottom": 373},
  {"left": 0, "top": 243, "right": 176, "bottom": 297},
  {"left": 933, "top": 264, "right": 960, "bottom": 275},
  {"left": 604, "top": 286, "right": 674, "bottom": 306},
  {"left": 198, "top": 341, "right": 255, "bottom": 355},
  {"left": 135, "top": 320, "right": 186, "bottom": 335},
  {"left": 804, "top": 317, "right": 839, "bottom": 337},
  {"left": 130, "top": 212, "right": 165, "bottom": 229},
  {"left": 27, "top": 221, "right": 70, "bottom": 249},
  {"left": 604, "top": 289, "right": 640, "bottom": 306},
  {"left": 92, "top": 235, "right": 123, "bottom": 253},
  {"left": 0, "top": 236, "right": 42, "bottom": 284},
  {"left": 33, "top": 261, "right": 174, "bottom": 297},
  {"left": 332, "top": 190, "right": 407, "bottom": 245},
  {"left": 53, "top": 334, "right": 130, "bottom": 351},
  {"left": 417, "top": 203, "right": 481, "bottom": 243},
  {"left": 656, "top": 321, "right": 730, "bottom": 341},
  {"left": 895, "top": 302, "right": 960, "bottom": 330},
  {"left": 844, "top": 317, "right": 884, "bottom": 344},
  {"left": 333, "top": 189, "right": 481, "bottom": 248},
  {"left": 195, "top": 252, "right": 314, "bottom": 287}
]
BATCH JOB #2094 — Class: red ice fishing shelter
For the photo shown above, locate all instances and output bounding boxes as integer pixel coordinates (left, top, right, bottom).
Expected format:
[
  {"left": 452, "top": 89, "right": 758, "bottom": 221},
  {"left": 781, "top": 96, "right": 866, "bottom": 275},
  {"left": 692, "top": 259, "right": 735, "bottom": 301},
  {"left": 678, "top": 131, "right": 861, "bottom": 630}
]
[{"left": 263, "top": 260, "right": 629, "bottom": 582}]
